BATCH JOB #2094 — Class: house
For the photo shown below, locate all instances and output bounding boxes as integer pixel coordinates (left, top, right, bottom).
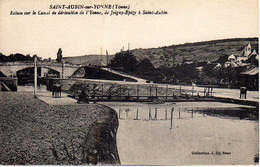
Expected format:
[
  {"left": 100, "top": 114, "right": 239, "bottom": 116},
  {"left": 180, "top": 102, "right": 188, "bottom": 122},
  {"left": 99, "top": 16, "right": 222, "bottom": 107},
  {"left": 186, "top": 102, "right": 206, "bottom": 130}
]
[
  {"left": 228, "top": 54, "right": 236, "bottom": 61},
  {"left": 184, "top": 61, "right": 194, "bottom": 64},
  {"left": 247, "top": 49, "right": 259, "bottom": 65},
  {"left": 224, "top": 54, "right": 238, "bottom": 67},
  {"left": 242, "top": 43, "right": 252, "bottom": 57},
  {"left": 214, "top": 63, "right": 222, "bottom": 69},
  {"left": 224, "top": 61, "right": 238, "bottom": 67},
  {"left": 240, "top": 66, "right": 259, "bottom": 90}
]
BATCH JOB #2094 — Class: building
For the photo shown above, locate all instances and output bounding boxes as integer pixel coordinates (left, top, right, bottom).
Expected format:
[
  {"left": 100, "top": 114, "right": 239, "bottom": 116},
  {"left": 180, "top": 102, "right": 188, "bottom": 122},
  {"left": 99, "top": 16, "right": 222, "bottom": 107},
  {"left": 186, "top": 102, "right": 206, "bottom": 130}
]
[
  {"left": 224, "top": 43, "right": 258, "bottom": 67},
  {"left": 242, "top": 43, "right": 252, "bottom": 57},
  {"left": 240, "top": 66, "right": 259, "bottom": 90}
]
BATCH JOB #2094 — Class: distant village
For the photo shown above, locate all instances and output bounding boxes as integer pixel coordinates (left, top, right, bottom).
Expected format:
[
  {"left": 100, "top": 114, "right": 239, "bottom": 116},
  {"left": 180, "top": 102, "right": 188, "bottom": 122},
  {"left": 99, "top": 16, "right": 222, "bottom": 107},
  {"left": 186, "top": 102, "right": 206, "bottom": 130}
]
[{"left": 195, "top": 43, "right": 258, "bottom": 90}]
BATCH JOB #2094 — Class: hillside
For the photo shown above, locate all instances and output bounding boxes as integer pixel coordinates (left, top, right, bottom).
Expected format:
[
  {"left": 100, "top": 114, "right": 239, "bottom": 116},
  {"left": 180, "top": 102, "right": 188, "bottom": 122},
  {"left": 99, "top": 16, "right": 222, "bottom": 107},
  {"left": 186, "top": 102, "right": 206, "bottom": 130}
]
[
  {"left": 132, "top": 37, "right": 258, "bottom": 68},
  {"left": 63, "top": 38, "right": 258, "bottom": 67},
  {"left": 63, "top": 54, "right": 115, "bottom": 66}
]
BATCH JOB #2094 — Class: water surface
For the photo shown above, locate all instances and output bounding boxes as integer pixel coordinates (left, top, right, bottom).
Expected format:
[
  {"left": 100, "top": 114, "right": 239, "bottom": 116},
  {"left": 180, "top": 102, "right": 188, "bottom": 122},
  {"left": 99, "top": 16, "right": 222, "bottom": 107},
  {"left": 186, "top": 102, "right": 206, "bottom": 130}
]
[{"left": 100, "top": 101, "right": 258, "bottom": 165}]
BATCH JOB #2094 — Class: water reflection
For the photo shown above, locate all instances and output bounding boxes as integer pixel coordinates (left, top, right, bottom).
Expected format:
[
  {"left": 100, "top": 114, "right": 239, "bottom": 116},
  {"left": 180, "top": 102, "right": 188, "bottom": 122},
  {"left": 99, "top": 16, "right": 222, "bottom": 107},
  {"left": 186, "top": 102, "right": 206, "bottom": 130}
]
[{"left": 117, "top": 105, "right": 258, "bottom": 123}]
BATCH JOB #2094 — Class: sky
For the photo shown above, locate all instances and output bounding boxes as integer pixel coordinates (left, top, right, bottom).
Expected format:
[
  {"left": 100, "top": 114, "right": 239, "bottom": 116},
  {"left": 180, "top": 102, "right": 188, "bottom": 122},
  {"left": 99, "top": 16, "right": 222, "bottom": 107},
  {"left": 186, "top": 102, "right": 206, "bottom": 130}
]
[{"left": 0, "top": 0, "right": 259, "bottom": 59}]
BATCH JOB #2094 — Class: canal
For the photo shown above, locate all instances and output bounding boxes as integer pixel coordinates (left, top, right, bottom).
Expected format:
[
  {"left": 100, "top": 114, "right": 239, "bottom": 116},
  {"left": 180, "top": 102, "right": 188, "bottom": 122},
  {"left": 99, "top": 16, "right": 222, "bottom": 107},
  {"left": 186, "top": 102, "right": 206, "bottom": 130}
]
[{"left": 100, "top": 101, "right": 258, "bottom": 165}]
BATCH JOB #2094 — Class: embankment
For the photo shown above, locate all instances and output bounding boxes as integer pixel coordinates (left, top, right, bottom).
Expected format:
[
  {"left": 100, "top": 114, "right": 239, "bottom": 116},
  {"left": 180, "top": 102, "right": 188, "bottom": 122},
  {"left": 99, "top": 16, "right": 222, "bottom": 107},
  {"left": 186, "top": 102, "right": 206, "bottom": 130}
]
[{"left": 0, "top": 92, "right": 120, "bottom": 165}]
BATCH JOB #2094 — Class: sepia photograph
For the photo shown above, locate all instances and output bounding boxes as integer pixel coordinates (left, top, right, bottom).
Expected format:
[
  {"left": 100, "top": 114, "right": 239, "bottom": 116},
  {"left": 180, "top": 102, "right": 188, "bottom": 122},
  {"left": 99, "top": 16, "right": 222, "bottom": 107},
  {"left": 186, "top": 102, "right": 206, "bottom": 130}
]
[{"left": 0, "top": 0, "right": 259, "bottom": 165}]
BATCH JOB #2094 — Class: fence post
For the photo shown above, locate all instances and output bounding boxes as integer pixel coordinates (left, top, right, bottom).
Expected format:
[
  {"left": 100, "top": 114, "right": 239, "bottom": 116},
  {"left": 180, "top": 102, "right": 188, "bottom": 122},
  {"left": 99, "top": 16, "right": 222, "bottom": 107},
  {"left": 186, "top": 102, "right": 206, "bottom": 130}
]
[
  {"left": 166, "top": 85, "right": 168, "bottom": 99},
  {"left": 192, "top": 85, "right": 194, "bottom": 97},
  {"left": 155, "top": 86, "right": 158, "bottom": 97},
  {"left": 179, "top": 108, "right": 181, "bottom": 119},
  {"left": 149, "top": 108, "right": 151, "bottom": 120},
  {"left": 137, "top": 85, "right": 139, "bottom": 100},
  {"left": 126, "top": 109, "right": 129, "bottom": 118},
  {"left": 135, "top": 108, "right": 139, "bottom": 120},
  {"left": 165, "top": 108, "right": 167, "bottom": 120},
  {"left": 170, "top": 108, "right": 174, "bottom": 129},
  {"left": 150, "top": 85, "right": 152, "bottom": 97},
  {"left": 155, "top": 108, "right": 157, "bottom": 120}
]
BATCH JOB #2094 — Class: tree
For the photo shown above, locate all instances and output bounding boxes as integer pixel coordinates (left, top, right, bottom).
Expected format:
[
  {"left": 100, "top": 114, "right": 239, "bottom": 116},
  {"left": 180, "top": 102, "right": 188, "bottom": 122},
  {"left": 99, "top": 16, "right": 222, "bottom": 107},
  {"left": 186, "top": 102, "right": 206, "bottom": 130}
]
[
  {"left": 0, "top": 53, "right": 33, "bottom": 62},
  {"left": 137, "top": 58, "right": 154, "bottom": 71},
  {"left": 56, "top": 48, "right": 63, "bottom": 63},
  {"left": 216, "top": 54, "right": 229, "bottom": 65},
  {"left": 110, "top": 51, "right": 138, "bottom": 72},
  {"left": 173, "top": 64, "right": 200, "bottom": 84}
]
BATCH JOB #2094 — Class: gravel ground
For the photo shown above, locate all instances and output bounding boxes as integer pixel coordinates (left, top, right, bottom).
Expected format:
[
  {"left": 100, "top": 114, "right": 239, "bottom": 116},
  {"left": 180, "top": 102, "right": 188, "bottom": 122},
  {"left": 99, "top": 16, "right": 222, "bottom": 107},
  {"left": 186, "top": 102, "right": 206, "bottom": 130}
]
[{"left": 0, "top": 92, "right": 119, "bottom": 165}]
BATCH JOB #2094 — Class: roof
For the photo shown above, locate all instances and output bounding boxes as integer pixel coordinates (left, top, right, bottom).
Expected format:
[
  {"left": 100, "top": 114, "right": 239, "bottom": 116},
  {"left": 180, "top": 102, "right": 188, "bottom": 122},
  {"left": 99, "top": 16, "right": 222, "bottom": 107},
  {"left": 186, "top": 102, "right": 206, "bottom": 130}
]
[
  {"left": 228, "top": 54, "right": 236, "bottom": 60},
  {"left": 241, "top": 67, "right": 259, "bottom": 75},
  {"left": 246, "top": 43, "right": 251, "bottom": 47},
  {"left": 248, "top": 49, "right": 258, "bottom": 58},
  {"left": 224, "top": 61, "right": 238, "bottom": 67}
]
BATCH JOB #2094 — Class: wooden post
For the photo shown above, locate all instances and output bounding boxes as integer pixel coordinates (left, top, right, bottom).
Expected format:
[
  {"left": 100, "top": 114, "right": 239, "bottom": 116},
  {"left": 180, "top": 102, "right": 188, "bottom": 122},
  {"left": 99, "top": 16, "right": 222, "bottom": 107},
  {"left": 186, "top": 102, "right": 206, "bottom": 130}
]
[
  {"left": 135, "top": 108, "right": 139, "bottom": 120},
  {"left": 155, "top": 86, "right": 158, "bottom": 97},
  {"left": 34, "top": 55, "right": 37, "bottom": 97},
  {"left": 192, "top": 85, "right": 194, "bottom": 97},
  {"left": 170, "top": 108, "right": 174, "bottom": 129},
  {"left": 137, "top": 85, "right": 139, "bottom": 99},
  {"left": 165, "top": 108, "right": 167, "bottom": 120},
  {"left": 150, "top": 85, "right": 152, "bottom": 97},
  {"left": 179, "top": 108, "right": 181, "bottom": 119},
  {"left": 126, "top": 109, "right": 129, "bottom": 118},
  {"left": 165, "top": 85, "right": 168, "bottom": 99},
  {"left": 155, "top": 108, "right": 157, "bottom": 120},
  {"left": 149, "top": 108, "right": 151, "bottom": 120}
]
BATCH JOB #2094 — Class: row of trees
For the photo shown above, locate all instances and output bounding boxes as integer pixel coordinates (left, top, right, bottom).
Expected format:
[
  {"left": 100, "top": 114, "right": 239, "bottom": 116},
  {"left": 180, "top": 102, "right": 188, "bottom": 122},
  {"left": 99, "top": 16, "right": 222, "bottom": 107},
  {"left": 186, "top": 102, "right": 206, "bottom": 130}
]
[
  {"left": 110, "top": 51, "right": 200, "bottom": 84},
  {"left": 0, "top": 53, "right": 34, "bottom": 62}
]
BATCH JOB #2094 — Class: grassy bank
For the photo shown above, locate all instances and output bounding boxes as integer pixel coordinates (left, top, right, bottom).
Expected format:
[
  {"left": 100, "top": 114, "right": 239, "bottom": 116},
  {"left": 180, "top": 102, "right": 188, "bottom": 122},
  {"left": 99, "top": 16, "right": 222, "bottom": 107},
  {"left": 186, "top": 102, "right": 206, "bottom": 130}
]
[{"left": 0, "top": 92, "right": 120, "bottom": 165}]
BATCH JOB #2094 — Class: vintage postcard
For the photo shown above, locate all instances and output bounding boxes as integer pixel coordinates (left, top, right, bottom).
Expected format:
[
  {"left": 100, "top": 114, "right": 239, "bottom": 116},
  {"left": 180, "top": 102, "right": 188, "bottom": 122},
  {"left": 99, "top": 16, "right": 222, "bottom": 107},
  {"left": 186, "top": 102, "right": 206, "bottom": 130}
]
[{"left": 0, "top": 0, "right": 259, "bottom": 165}]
